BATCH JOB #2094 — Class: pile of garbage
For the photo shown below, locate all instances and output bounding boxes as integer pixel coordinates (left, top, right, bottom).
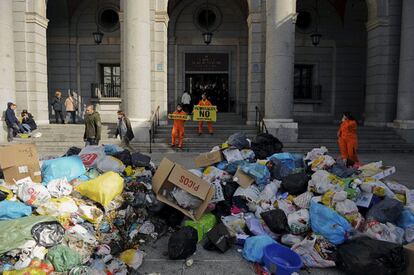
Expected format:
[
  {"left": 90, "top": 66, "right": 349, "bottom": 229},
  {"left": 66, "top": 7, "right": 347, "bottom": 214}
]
[{"left": 0, "top": 131, "right": 413, "bottom": 274}]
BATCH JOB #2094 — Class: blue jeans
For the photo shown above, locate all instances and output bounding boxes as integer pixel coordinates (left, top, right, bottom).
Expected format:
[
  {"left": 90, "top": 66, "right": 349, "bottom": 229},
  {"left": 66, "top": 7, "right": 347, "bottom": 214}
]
[{"left": 22, "top": 124, "right": 31, "bottom": 133}]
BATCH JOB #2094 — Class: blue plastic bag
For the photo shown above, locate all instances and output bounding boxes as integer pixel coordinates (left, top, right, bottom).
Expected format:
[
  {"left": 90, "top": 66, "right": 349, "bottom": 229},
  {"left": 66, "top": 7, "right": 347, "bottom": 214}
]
[
  {"left": 268, "top": 153, "right": 297, "bottom": 170},
  {"left": 103, "top": 144, "right": 123, "bottom": 155},
  {"left": 0, "top": 200, "right": 32, "bottom": 220},
  {"left": 397, "top": 208, "right": 414, "bottom": 229},
  {"left": 224, "top": 160, "right": 248, "bottom": 174},
  {"left": 42, "top": 156, "right": 86, "bottom": 184},
  {"left": 216, "top": 161, "right": 228, "bottom": 170},
  {"left": 310, "top": 201, "right": 352, "bottom": 245},
  {"left": 240, "top": 163, "right": 270, "bottom": 187},
  {"left": 243, "top": 235, "right": 276, "bottom": 263}
]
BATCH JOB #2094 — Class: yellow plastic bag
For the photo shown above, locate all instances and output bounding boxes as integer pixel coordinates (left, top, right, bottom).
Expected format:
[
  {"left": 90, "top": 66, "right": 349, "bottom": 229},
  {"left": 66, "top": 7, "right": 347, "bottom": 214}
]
[
  {"left": 75, "top": 171, "right": 124, "bottom": 207},
  {"left": 124, "top": 166, "right": 134, "bottom": 177},
  {"left": 4, "top": 267, "right": 47, "bottom": 275},
  {"left": 0, "top": 186, "right": 13, "bottom": 200},
  {"left": 36, "top": 197, "right": 78, "bottom": 216},
  {"left": 119, "top": 249, "right": 144, "bottom": 269}
]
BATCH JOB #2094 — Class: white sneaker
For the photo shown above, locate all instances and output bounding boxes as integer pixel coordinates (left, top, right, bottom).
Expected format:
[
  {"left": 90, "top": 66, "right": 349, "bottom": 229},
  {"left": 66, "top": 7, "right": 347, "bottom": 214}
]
[{"left": 33, "top": 132, "right": 42, "bottom": 138}]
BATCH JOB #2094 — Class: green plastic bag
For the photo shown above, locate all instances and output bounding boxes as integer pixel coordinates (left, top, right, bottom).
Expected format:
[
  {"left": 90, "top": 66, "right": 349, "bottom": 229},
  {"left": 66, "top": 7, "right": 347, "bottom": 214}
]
[
  {"left": 184, "top": 213, "right": 217, "bottom": 241},
  {"left": 47, "top": 244, "right": 82, "bottom": 272},
  {"left": 0, "top": 215, "right": 55, "bottom": 255}
]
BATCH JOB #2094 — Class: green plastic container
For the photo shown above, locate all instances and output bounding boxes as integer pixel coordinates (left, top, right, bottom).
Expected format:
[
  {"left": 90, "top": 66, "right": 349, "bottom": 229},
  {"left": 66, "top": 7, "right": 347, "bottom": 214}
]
[{"left": 184, "top": 213, "right": 217, "bottom": 242}]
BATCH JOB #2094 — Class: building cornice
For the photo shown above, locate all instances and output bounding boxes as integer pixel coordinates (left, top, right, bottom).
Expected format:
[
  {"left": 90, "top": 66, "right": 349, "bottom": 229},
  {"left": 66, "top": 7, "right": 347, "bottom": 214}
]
[
  {"left": 155, "top": 11, "right": 169, "bottom": 25},
  {"left": 26, "top": 12, "right": 49, "bottom": 29},
  {"left": 247, "top": 12, "right": 262, "bottom": 27}
]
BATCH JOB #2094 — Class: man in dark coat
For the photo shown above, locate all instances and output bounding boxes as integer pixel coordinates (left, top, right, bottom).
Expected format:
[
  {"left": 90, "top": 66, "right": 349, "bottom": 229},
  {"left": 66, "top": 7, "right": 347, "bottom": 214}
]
[
  {"left": 51, "top": 90, "right": 65, "bottom": 124},
  {"left": 83, "top": 105, "right": 102, "bottom": 146},
  {"left": 5, "top": 102, "right": 22, "bottom": 142},
  {"left": 115, "top": 110, "right": 135, "bottom": 151}
]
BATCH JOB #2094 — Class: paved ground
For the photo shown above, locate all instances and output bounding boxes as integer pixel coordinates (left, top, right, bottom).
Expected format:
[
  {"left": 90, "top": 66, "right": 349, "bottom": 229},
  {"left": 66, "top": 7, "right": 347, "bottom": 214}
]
[{"left": 137, "top": 152, "right": 414, "bottom": 275}]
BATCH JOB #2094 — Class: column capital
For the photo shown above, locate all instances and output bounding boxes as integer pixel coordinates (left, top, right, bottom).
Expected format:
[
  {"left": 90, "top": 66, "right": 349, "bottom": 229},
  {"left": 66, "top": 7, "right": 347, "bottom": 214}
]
[
  {"left": 155, "top": 11, "right": 169, "bottom": 24},
  {"left": 25, "top": 12, "right": 49, "bottom": 29},
  {"left": 247, "top": 12, "right": 262, "bottom": 27}
]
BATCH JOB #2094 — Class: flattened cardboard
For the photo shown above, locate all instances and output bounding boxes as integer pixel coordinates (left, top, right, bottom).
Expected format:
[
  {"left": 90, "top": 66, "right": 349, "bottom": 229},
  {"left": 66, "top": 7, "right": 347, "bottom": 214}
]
[
  {"left": 233, "top": 168, "right": 254, "bottom": 188},
  {"left": 0, "top": 144, "right": 41, "bottom": 183},
  {"left": 194, "top": 150, "right": 223, "bottom": 168},
  {"left": 401, "top": 242, "right": 414, "bottom": 275},
  {"left": 152, "top": 157, "right": 215, "bottom": 220}
]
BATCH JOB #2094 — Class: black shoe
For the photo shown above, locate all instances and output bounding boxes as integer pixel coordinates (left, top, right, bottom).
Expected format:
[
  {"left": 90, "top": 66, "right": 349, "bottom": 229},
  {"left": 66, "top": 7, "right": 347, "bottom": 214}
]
[
  {"left": 171, "top": 144, "right": 175, "bottom": 148},
  {"left": 210, "top": 132, "right": 214, "bottom": 136},
  {"left": 198, "top": 133, "right": 202, "bottom": 136}
]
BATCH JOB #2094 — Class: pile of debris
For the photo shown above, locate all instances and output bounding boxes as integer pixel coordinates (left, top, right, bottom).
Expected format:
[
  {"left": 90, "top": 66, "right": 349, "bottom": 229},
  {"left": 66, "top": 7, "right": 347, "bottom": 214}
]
[{"left": 0, "top": 131, "right": 413, "bottom": 274}]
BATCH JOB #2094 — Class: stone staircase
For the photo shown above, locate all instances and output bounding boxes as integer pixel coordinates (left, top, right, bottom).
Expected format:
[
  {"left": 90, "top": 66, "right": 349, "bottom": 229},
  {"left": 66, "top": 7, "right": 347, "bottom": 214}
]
[{"left": 2, "top": 116, "right": 414, "bottom": 157}]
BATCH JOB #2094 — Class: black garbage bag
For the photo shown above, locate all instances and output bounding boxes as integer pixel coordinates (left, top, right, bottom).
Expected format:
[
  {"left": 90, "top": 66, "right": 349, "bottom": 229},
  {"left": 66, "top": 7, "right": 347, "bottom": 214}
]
[
  {"left": 261, "top": 209, "right": 289, "bottom": 234},
  {"left": 251, "top": 133, "right": 283, "bottom": 159},
  {"left": 228, "top": 132, "right": 250, "bottom": 150},
  {"left": 168, "top": 226, "right": 198, "bottom": 259},
  {"left": 212, "top": 200, "right": 232, "bottom": 218},
  {"left": 31, "top": 221, "right": 65, "bottom": 248},
  {"left": 113, "top": 149, "right": 132, "bottom": 166},
  {"left": 267, "top": 158, "right": 292, "bottom": 180},
  {"left": 131, "top": 152, "right": 151, "bottom": 168},
  {"left": 63, "top": 146, "right": 82, "bottom": 157},
  {"left": 366, "top": 197, "right": 404, "bottom": 224},
  {"left": 222, "top": 182, "right": 239, "bottom": 200},
  {"left": 158, "top": 205, "right": 185, "bottom": 227},
  {"left": 203, "top": 223, "right": 235, "bottom": 253},
  {"left": 280, "top": 172, "right": 309, "bottom": 195},
  {"left": 336, "top": 237, "right": 406, "bottom": 275}
]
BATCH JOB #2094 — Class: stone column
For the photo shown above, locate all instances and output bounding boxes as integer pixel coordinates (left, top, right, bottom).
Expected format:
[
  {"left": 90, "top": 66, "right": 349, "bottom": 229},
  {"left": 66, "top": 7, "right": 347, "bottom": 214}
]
[
  {"left": 263, "top": 0, "right": 298, "bottom": 142},
  {"left": 123, "top": 0, "right": 152, "bottom": 141},
  {"left": 246, "top": 9, "right": 265, "bottom": 125},
  {"left": 394, "top": 0, "right": 414, "bottom": 130},
  {"left": 0, "top": 0, "right": 16, "bottom": 142},
  {"left": 364, "top": 1, "right": 401, "bottom": 126}
]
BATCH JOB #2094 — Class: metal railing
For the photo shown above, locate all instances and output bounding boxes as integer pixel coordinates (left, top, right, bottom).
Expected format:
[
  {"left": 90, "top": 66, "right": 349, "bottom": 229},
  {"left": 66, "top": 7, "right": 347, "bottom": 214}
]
[
  {"left": 91, "top": 83, "right": 121, "bottom": 99},
  {"left": 149, "top": 106, "right": 160, "bottom": 153},
  {"left": 255, "top": 106, "right": 268, "bottom": 134}
]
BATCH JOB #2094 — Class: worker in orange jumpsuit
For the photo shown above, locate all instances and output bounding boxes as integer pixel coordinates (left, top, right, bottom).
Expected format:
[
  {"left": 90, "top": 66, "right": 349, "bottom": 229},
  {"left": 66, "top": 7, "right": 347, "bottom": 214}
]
[
  {"left": 197, "top": 93, "right": 214, "bottom": 135},
  {"left": 171, "top": 104, "right": 187, "bottom": 149},
  {"left": 337, "top": 112, "right": 359, "bottom": 166}
]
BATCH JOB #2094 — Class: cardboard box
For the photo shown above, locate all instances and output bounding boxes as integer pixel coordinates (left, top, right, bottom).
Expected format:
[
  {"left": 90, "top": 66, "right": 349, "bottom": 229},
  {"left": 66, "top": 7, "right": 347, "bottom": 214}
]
[
  {"left": 402, "top": 242, "right": 414, "bottom": 275},
  {"left": 194, "top": 150, "right": 224, "bottom": 168},
  {"left": 0, "top": 144, "right": 41, "bottom": 183},
  {"left": 372, "top": 166, "right": 396, "bottom": 180},
  {"left": 233, "top": 168, "right": 254, "bottom": 188},
  {"left": 152, "top": 158, "right": 215, "bottom": 220}
]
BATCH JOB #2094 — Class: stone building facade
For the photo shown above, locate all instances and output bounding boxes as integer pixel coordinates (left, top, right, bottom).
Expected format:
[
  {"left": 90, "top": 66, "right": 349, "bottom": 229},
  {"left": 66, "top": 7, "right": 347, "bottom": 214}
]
[{"left": 1, "top": 0, "right": 413, "bottom": 143}]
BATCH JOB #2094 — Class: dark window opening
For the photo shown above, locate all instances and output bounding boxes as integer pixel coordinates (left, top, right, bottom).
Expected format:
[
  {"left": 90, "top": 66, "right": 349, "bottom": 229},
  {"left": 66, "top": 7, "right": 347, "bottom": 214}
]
[
  {"left": 96, "top": 64, "right": 120, "bottom": 98},
  {"left": 294, "top": 64, "right": 313, "bottom": 99},
  {"left": 197, "top": 9, "right": 216, "bottom": 30}
]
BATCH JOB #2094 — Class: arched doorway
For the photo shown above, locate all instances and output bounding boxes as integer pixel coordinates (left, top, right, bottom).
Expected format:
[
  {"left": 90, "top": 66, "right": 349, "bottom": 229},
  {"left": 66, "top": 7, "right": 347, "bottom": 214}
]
[{"left": 167, "top": 0, "right": 249, "bottom": 116}]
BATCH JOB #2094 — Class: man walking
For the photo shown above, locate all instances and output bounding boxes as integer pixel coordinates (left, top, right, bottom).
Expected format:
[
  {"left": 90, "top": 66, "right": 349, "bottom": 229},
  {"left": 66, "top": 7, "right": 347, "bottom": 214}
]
[
  {"left": 84, "top": 105, "right": 101, "bottom": 146},
  {"left": 181, "top": 90, "right": 191, "bottom": 114},
  {"left": 5, "top": 102, "right": 22, "bottom": 142},
  {"left": 115, "top": 110, "right": 135, "bottom": 151}
]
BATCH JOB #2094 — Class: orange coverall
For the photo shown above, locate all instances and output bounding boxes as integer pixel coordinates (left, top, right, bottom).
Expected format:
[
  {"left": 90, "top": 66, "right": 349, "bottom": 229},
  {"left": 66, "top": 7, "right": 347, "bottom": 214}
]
[
  {"left": 171, "top": 110, "right": 186, "bottom": 148},
  {"left": 338, "top": 119, "right": 359, "bottom": 163},
  {"left": 197, "top": 99, "right": 213, "bottom": 134}
]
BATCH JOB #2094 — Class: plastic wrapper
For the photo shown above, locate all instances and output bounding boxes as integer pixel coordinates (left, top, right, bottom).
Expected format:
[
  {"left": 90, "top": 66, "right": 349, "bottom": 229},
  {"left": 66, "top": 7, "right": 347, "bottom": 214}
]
[
  {"left": 222, "top": 148, "right": 244, "bottom": 163},
  {"left": 171, "top": 188, "right": 202, "bottom": 210},
  {"left": 281, "top": 234, "right": 304, "bottom": 247},
  {"left": 119, "top": 249, "right": 143, "bottom": 270},
  {"left": 293, "top": 191, "right": 313, "bottom": 209},
  {"left": 291, "top": 234, "right": 336, "bottom": 268},
  {"left": 46, "top": 177, "right": 73, "bottom": 198},
  {"left": 96, "top": 156, "right": 125, "bottom": 173},
  {"left": 36, "top": 197, "right": 78, "bottom": 217}
]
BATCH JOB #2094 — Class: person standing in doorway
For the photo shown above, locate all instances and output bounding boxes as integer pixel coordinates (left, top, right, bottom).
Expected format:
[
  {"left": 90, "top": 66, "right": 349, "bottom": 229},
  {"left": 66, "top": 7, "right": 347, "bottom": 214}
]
[
  {"left": 83, "top": 105, "right": 101, "bottom": 146},
  {"left": 51, "top": 90, "right": 65, "bottom": 124},
  {"left": 197, "top": 93, "right": 214, "bottom": 135},
  {"left": 337, "top": 112, "right": 359, "bottom": 166},
  {"left": 181, "top": 90, "right": 191, "bottom": 114},
  {"left": 5, "top": 102, "right": 22, "bottom": 142},
  {"left": 171, "top": 104, "right": 187, "bottom": 149},
  {"left": 115, "top": 110, "right": 135, "bottom": 151},
  {"left": 65, "top": 91, "right": 78, "bottom": 124}
]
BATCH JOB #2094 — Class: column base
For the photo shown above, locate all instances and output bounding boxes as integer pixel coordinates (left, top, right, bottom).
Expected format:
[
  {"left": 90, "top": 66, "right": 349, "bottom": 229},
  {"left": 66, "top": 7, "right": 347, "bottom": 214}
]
[
  {"left": 0, "top": 121, "right": 8, "bottom": 143},
  {"left": 389, "top": 120, "right": 414, "bottom": 144},
  {"left": 262, "top": 119, "right": 298, "bottom": 142},
  {"left": 130, "top": 119, "right": 151, "bottom": 142}
]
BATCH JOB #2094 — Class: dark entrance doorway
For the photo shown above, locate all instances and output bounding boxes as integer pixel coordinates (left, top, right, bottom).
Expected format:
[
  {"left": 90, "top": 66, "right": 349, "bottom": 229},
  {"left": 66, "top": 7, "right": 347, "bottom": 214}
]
[
  {"left": 185, "top": 73, "right": 229, "bottom": 112},
  {"left": 184, "top": 53, "right": 230, "bottom": 112}
]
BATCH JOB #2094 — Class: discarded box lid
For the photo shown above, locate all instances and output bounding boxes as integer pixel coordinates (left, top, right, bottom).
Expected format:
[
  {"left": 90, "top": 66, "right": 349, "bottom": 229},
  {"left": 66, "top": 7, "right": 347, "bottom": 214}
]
[
  {"left": 152, "top": 158, "right": 215, "bottom": 220},
  {"left": 233, "top": 168, "right": 255, "bottom": 188},
  {"left": 194, "top": 150, "right": 224, "bottom": 168},
  {"left": 0, "top": 143, "right": 41, "bottom": 183}
]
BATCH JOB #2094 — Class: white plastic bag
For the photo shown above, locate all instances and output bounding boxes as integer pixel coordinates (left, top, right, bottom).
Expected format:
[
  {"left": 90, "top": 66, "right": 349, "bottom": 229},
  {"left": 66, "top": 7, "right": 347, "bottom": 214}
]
[
  {"left": 211, "top": 180, "right": 225, "bottom": 203},
  {"left": 364, "top": 220, "right": 404, "bottom": 244},
  {"left": 16, "top": 177, "right": 51, "bottom": 207},
  {"left": 281, "top": 234, "right": 304, "bottom": 247},
  {"left": 221, "top": 215, "right": 246, "bottom": 235},
  {"left": 309, "top": 155, "right": 336, "bottom": 171},
  {"left": 288, "top": 209, "right": 310, "bottom": 235},
  {"left": 304, "top": 146, "right": 328, "bottom": 161},
  {"left": 241, "top": 149, "right": 255, "bottom": 160},
  {"left": 233, "top": 185, "right": 260, "bottom": 203},
  {"left": 259, "top": 180, "right": 281, "bottom": 201},
  {"left": 222, "top": 148, "right": 244, "bottom": 163},
  {"left": 97, "top": 156, "right": 125, "bottom": 173},
  {"left": 79, "top": 145, "right": 106, "bottom": 168},
  {"left": 277, "top": 199, "right": 297, "bottom": 216},
  {"left": 36, "top": 197, "right": 78, "bottom": 216},
  {"left": 47, "top": 177, "right": 73, "bottom": 198},
  {"left": 293, "top": 191, "right": 314, "bottom": 209},
  {"left": 308, "top": 170, "right": 344, "bottom": 194},
  {"left": 202, "top": 166, "right": 230, "bottom": 183}
]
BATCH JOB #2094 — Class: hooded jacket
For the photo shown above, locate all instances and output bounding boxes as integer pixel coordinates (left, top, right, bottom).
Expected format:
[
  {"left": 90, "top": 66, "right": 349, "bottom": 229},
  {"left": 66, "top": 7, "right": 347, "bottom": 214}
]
[{"left": 5, "top": 102, "right": 18, "bottom": 127}]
